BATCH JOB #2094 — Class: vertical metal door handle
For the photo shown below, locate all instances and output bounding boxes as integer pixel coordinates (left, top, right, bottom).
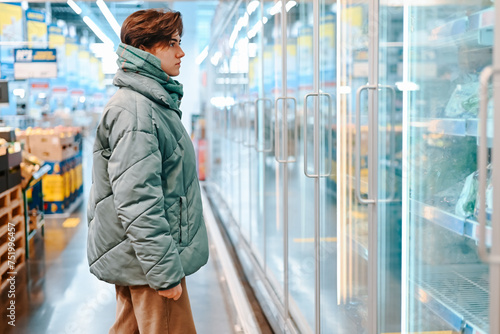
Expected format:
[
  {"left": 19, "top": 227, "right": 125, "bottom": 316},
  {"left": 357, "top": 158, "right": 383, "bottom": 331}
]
[
  {"left": 355, "top": 85, "right": 376, "bottom": 204},
  {"left": 322, "top": 92, "right": 334, "bottom": 177},
  {"left": 275, "top": 97, "right": 297, "bottom": 163},
  {"left": 303, "top": 93, "right": 334, "bottom": 178},
  {"left": 304, "top": 93, "right": 319, "bottom": 178},
  {"left": 378, "top": 85, "right": 397, "bottom": 202},
  {"left": 478, "top": 66, "right": 500, "bottom": 263},
  {"left": 229, "top": 105, "right": 241, "bottom": 143},
  {"left": 254, "top": 98, "right": 274, "bottom": 152},
  {"left": 235, "top": 103, "right": 244, "bottom": 144},
  {"left": 223, "top": 106, "right": 228, "bottom": 139},
  {"left": 242, "top": 101, "right": 256, "bottom": 148},
  {"left": 228, "top": 105, "right": 235, "bottom": 141}
]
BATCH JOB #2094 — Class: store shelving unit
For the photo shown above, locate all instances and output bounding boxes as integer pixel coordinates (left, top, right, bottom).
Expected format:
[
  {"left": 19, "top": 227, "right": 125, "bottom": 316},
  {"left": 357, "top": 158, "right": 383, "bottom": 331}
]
[
  {"left": 410, "top": 200, "right": 492, "bottom": 245},
  {"left": 23, "top": 164, "right": 50, "bottom": 259},
  {"left": 411, "top": 264, "right": 489, "bottom": 334},
  {"left": 429, "top": 7, "right": 494, "bottom": 48},
  {"left": 411, "top": 118, "right": 494, "bottom": 138},
  {"left": 0, "top": 185, "right": 25, "bottom": 291},
  {"left": 45, "top": 194, "right": 83, "bottom": 219},
  {"left": 407, "top": 5, "right": 496, "bottom": 332}
]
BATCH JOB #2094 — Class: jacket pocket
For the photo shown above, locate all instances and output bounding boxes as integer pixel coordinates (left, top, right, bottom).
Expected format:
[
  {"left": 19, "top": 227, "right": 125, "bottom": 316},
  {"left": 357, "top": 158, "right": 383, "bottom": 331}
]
[{"left": 179, "top": 196, "right": 189, "bottom": 246}]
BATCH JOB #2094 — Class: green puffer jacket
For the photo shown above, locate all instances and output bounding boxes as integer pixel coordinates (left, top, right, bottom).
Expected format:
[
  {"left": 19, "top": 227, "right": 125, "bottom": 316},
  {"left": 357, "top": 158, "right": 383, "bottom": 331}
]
[{"left": 87, "top": 44, "right": 209, "bottom": 290}]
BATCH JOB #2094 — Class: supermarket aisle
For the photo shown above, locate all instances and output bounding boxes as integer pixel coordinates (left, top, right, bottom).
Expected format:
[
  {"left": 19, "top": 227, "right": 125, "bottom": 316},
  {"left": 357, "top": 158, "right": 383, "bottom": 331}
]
[{"left": 0, "top": 136, "right": 236, "bottom": 334}]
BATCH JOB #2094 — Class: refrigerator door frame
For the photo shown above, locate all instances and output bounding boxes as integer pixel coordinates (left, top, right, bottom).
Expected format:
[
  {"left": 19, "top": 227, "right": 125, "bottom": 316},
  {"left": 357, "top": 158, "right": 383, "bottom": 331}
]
[
  {"left": 337, "top": 0, "right": 380, "bottom": 333},
  {"left": 490, "top": 2, "right": 500, "bottom": 332},
  {"left": 367, "top": 0, "right": 380, "bottom": 332}
]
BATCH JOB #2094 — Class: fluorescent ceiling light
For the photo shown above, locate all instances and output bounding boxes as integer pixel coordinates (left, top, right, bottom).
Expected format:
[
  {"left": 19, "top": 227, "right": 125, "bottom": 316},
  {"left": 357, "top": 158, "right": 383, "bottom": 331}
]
[
  {"left": 395, "top": 81, "right": 420, "bottom": 91},
  {"left": 96, "top": 0, "right": 121, "bottom": 37},
  {"left": 89, "top": 42, "right": 115, "bottom": 57},
  {"left": 210, "top": 96, "right": 235, "bottom": 108},
  {"left": 286, "top": 1, "right": 297, "bottom": 12},
  {"left": 338, "top": 86, "right": 352, "bottom": 95},
  {"left": 269, "top": 1, "right": 295, "bottom": 15},
  {"left": 13, "top": 89, "right": 25, "bottom": 99},
  {"left": 195, "top": 46, "right": 209, "bottom": 65},
  {"left": 236, "top": 13, "right": 249, "bottom": 30},
  {"left": 235, "top": 37, "right": 249, "bottom": 51},
  {"left": 67, "top": 0, "right": 82, "bottom": 15},
  {"left": 248, "top": 43, "right": 257, "bottom": 57},
  {"left": 247, "top": 17, "right": 268, "bottom": 39},
  {"left": 229, "top": 29, "right": 238, "bottom": 48},
  {"left": 211, "top": 51, "right": 222, "bottom": 66},
  {"left": 247, "top": 0, "right": 260, "bottom": 15},
  {"left": 269, "top": 1, "right": 282, "bottom": 16},
  {"left": 83, "top": 16, "right": 114, "bottom": 47},
  {"left": 89, "top": 43, "right": 118, "bottom": 75}
]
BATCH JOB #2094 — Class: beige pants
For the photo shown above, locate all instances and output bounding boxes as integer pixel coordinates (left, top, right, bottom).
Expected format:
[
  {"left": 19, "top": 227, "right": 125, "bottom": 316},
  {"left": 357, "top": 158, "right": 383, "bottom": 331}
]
[{"left": 109, "top": 278, "right": 197, "bottom": 334}]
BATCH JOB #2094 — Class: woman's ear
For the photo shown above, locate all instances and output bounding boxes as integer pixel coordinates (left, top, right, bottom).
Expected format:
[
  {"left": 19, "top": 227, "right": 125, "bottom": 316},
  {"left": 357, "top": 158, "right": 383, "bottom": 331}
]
[{"left": 139, "top": 45, "right": 146, "bottom": 51}]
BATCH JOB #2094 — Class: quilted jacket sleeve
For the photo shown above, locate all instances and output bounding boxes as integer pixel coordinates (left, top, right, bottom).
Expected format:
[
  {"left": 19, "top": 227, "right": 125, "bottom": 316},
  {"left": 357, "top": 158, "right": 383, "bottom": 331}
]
[{"left": 106, "top": 106, "right": 184, "bottom": 290}]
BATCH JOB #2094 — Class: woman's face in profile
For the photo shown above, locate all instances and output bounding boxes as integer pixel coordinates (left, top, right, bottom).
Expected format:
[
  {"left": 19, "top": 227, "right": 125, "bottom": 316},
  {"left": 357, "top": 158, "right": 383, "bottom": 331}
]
[{"left": 147, "top": 32, "right": 185, "bottom": 77}]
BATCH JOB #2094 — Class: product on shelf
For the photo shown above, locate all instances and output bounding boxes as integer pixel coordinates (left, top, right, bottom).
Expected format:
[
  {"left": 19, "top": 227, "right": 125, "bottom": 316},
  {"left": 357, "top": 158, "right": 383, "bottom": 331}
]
[
  {"left": 0, "top": 127, "right": 17, "bottom": 142},
  {"left": 454, "top": 165, "right": 492, "bottom": 225},
  {"left": 0, "top": 185, "right": 25, "bottom": 290},
  {"left": 15, "top": 126, "right": 83, "bottom": 214},
  {"left": 455, "top": 170, "right": 478, "bottom": 217},
  {"left": 444, "top": 77, "right": 479, "bottom": 118},
  {"left": 474, "top": 165, "right": 493, "bottom": 224},
  {"left": 0, "top": 139, "right": 23, "bottom": 193},
  {"left": 20, "top": 151, "right": 45, "bottom": 189}
]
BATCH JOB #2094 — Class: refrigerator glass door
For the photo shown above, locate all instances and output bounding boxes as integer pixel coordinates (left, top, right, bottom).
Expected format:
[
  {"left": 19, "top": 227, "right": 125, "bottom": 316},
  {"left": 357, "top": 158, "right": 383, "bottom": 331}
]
[
  {"left": 337, "top": 0, "right": 371, "bottom": 331},
  {"left": 317, "top": 1, "right": 340, "bottom": 333},
  {"left": 404, "top": 2, "right": 494, "bottom": 333},
  {"left": 284, "top": 0, "right": 317, "bottom": 331},
  {"left": 247, "top": 0, "right": 265, "bottom": 267},
  {"left": 232, "top": 2, "right": 251, "bottom": 241},
  {"left": 262, "top": 0, "right": 284, "bottom": 307},
  {"left": 377, "top": 3, "right": 404, "bottom": 333}
]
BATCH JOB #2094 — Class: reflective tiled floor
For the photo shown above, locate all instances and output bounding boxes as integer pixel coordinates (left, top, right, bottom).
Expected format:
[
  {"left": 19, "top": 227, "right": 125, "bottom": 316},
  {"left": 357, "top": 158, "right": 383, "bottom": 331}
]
[{"left": 0, "top": 137, "right": 236, "bottom": 334}]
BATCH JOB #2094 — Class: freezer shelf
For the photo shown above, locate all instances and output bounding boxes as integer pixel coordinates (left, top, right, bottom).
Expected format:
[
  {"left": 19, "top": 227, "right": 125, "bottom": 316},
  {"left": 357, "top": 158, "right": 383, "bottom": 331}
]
[
  {"left": 410, "top": 199, "right": 492, "bottom": 246},
  {"left": 429, "top": 7, "right": 494, "bottom": 48},
  {"left": 412, "top": 264, "right": 489, "bottom": 334},
  {"left": 411, "top": 118, "right": 494, "bottom": 138}
]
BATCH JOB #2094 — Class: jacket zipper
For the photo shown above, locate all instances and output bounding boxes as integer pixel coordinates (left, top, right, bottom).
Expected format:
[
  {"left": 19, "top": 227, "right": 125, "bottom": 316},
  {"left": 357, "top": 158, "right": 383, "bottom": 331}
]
[{"left": 179, "top": 197, "right": 182, "bottom": 243}]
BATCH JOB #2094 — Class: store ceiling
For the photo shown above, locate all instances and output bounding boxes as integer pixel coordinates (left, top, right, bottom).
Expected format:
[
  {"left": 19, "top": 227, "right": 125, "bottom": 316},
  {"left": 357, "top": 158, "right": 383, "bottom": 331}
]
[{"left": 27, "top": 1, "right": 218, "bottom": 48}]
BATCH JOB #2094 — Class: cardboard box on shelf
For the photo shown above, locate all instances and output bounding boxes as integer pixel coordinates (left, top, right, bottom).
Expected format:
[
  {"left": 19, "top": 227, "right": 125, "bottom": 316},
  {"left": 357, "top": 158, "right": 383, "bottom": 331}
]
[
  {"left": 7, "top": 166, "right": 22, "bottom": 189},
  {"left": 7, "top": 167, "right": 21, "bottom": 188},
  {"left": 17, "top": 127, "right": 83, "bottom": 163},
  {"left": 8, "top": 150, "right": 22, "bottom": 169},
  {"left": 29, "top": 134, "right": 75, "bottom": 162},
  {"left": 15, "top": 130, "right": 28, "bottom": 149},
  {"left": 0, "top": 143, "right": 22, "bottom": 172},
  {"left": 0, "top": 170, "right": 7, "bottom": 193},
  {"left": 0, "top": 153, "right": 7, "bottom": 172},
  {"left": 0, "top": 127, "right": 16, "bottom": 142}
]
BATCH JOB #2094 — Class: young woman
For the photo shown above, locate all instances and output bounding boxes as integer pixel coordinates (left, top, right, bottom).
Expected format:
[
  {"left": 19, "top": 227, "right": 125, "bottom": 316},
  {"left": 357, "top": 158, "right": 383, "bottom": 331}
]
[{"left": 87, "top": 9, "right": 208, "bottom": 333}]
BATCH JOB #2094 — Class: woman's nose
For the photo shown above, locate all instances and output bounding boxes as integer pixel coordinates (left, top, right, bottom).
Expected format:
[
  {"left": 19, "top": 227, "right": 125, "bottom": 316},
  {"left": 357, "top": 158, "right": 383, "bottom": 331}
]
[{"left": 178, "top": 47, "right": 185, "bottom": 58}]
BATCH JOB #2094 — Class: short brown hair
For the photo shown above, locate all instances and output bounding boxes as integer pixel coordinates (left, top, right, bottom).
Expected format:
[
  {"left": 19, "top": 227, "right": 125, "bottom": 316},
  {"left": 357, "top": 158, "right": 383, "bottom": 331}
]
[{"left": 121, "top": 9, "right": 183, "bottom": 50}]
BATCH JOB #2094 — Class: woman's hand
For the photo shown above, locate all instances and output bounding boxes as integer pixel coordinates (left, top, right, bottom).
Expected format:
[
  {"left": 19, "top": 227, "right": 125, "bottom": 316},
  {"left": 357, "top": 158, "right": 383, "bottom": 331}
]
[{"left": 158, "top": 284, "right": 183, "bottom": 300}]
